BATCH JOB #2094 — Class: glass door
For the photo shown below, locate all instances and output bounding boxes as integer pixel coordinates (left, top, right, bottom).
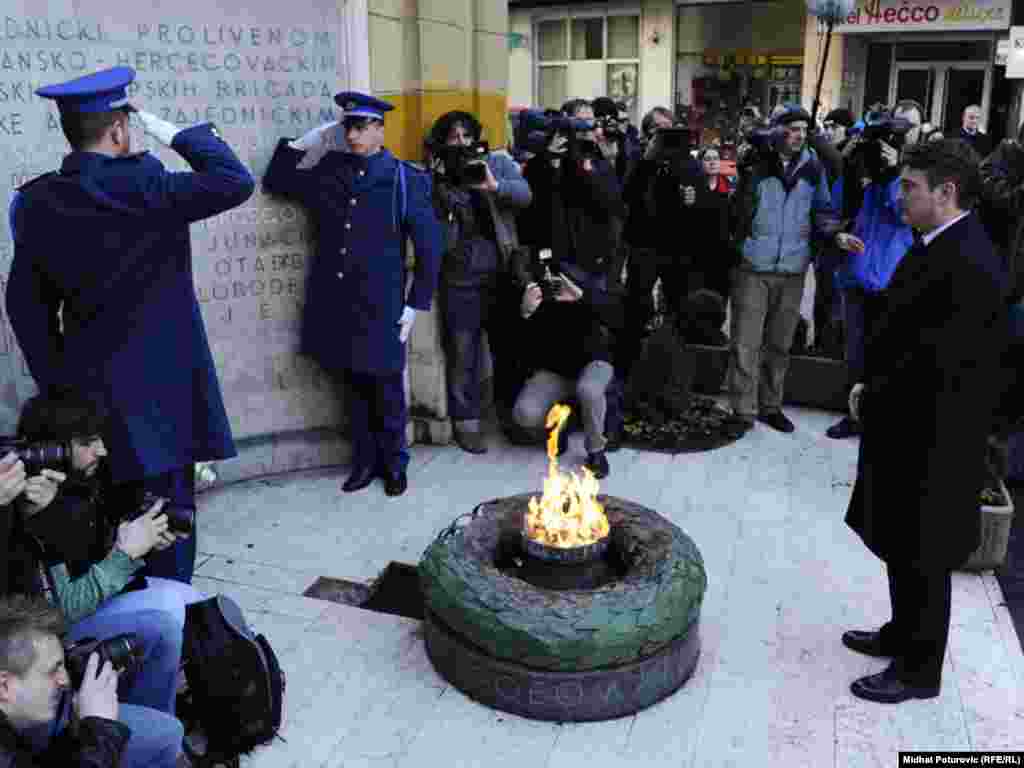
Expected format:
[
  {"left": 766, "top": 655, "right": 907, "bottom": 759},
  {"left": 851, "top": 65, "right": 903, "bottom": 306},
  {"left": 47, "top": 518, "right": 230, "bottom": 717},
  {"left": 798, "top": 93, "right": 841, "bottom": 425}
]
[
  {"left": 941, "top": 67, "right": 987, "bottom": 135},
  {"left": 890, "top": 62, "right": 990, "bottom": 131},
  {"left": 894, "top": 66, "right": 934, "bottom": 118}
]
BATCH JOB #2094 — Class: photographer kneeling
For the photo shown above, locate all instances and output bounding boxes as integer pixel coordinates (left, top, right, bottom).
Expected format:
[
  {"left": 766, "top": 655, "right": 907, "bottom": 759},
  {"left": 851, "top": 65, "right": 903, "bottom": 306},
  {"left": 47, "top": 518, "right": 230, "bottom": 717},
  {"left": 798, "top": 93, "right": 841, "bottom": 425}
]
[
  {"left": 513, "top": 263, "right": 623, "bottom": 479},
  {"left": 0, "top": 595, "right": 183, "bottom": 767},
  {"left": 428, "top": 111, "right": 532, "bottom": 454},
  {"left": 11, "top": 391, "right": 202, "bottom": 720}
]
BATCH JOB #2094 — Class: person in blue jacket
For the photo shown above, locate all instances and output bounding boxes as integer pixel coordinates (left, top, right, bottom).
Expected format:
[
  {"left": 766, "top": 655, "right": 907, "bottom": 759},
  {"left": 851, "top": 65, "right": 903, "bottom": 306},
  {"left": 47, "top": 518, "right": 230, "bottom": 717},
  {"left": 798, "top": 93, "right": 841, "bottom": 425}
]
[
  {"left": 6, "top": 67, "right": 256, "bottom": 584},
  {"left": 827, "top": 100, "right": 922, "bottom": 439},
  {"left": 263, "top": 92, "right": 442, "bottom": 497}
]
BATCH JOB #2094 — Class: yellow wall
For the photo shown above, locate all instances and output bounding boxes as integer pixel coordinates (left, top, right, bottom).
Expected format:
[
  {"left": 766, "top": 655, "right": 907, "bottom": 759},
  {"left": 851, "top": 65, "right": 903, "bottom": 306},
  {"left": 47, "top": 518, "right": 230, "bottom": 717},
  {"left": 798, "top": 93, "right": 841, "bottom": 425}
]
[{"left": 368, "top": 0, "right": 509, "bottom": 161}]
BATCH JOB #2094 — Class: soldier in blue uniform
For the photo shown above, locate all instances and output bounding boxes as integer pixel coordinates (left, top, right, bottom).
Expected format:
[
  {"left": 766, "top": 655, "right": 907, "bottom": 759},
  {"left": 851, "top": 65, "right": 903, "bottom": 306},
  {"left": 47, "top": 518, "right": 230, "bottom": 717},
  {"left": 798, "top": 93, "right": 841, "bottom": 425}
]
[
  {"left": 6, "top": 67, "right": 255, "bottom": 583},
  {"left": 263, "top": 92, "right": 442, "bottom": 496}
]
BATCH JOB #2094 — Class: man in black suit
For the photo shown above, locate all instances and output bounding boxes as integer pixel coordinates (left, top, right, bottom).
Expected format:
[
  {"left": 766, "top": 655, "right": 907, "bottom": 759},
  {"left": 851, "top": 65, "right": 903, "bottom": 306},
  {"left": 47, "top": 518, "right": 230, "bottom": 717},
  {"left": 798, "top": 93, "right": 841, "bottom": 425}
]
[
  {"left": 959, "top": 104, "right": 992, "bottom": 159},
  {"left": 842, "top": 139, "right": 1007, "bottom": 703}
]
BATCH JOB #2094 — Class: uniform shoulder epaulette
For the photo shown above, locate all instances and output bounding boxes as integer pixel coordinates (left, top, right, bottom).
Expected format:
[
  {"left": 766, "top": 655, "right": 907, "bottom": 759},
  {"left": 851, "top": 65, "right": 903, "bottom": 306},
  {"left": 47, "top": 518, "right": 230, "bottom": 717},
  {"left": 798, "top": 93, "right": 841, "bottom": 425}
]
[{"left": 16, "top": 171, "right": 58, "bottom": 193}]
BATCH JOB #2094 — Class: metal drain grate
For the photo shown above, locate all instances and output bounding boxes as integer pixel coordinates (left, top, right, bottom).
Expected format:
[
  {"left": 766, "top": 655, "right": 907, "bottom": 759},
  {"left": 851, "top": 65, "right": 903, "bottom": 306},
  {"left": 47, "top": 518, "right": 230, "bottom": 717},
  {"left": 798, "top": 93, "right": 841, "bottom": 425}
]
[{"left": 303, "top": 562, "right": 423, "bottom": 620}]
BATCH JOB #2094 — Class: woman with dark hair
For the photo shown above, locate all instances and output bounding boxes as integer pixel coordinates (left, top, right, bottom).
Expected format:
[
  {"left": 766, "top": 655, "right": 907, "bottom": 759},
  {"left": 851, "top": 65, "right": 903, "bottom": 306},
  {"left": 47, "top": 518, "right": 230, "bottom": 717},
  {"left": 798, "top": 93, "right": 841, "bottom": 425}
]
[
  {"left": 689, "top": 145, "right": 736, "bottom": 303},
  {"left": 427, "top": 110, "right": 532, "bottom": 453}
]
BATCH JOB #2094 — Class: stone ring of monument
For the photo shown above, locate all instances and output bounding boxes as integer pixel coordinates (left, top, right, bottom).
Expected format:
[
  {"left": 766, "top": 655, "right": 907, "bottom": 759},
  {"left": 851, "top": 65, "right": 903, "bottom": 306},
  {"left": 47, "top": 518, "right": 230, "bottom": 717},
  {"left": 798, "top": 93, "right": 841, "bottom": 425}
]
[{"left": 418, "top": 493, "right": 707, "bottom": 721}]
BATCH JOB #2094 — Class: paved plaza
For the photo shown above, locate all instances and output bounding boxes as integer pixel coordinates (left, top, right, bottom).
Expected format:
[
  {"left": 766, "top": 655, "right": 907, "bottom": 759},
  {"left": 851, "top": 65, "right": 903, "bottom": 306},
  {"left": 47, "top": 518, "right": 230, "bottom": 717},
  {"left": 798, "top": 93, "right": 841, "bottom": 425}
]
[{"left": 192, "top": 407, "right": 1023, "bottom": 767}]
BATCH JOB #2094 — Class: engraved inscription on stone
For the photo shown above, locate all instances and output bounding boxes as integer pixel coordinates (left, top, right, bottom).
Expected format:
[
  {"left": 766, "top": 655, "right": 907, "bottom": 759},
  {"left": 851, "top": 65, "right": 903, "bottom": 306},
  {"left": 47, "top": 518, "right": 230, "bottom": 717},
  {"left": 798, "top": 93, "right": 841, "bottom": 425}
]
[{"left": 0, "top": 1, "right": 350, "bottom": 438}]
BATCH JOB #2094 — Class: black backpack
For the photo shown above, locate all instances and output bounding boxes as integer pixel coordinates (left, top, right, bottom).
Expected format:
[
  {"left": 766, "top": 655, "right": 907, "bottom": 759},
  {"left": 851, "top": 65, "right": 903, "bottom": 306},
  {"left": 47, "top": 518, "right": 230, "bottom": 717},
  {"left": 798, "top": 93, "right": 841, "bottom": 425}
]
[{"left": 181, "top": 595, "right": 285, "bottom": 766}]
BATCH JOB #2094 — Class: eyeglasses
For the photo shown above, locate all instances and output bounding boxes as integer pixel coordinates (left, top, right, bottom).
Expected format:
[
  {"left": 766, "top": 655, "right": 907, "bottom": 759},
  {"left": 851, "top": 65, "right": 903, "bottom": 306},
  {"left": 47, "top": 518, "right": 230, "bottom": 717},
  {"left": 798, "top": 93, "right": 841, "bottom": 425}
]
[{"left": 702, "top": 155, "right": 720, "bottom": 162}]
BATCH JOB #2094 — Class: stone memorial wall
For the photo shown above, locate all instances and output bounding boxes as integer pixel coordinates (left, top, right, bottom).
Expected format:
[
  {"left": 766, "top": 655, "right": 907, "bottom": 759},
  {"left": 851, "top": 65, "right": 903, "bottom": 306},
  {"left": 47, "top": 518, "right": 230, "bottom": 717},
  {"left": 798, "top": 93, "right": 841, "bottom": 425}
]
[{"left": 0, "top": 0, "right": 355, "bottom": 467}]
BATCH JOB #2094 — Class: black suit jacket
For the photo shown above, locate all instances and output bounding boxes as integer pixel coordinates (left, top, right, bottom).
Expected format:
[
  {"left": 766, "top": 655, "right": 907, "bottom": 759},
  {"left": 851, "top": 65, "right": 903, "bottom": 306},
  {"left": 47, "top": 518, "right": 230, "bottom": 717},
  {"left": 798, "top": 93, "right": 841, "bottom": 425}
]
[
  {"left": 959, "top": 128, "right": 993, "bottom": 160},
  {"left": 846, "top": 212, "right": 1008, "bottom": 567}
]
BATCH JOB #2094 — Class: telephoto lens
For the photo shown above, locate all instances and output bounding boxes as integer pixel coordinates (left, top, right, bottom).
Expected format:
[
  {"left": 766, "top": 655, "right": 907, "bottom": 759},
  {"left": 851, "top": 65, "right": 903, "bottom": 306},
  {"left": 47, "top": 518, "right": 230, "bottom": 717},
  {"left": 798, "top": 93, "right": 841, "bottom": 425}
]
[
  {"left": 64, "top": 633, "right": 143, "bottom": 690},
  {"left": 0, "top": 439, "right": 69, "bottom": 475}
]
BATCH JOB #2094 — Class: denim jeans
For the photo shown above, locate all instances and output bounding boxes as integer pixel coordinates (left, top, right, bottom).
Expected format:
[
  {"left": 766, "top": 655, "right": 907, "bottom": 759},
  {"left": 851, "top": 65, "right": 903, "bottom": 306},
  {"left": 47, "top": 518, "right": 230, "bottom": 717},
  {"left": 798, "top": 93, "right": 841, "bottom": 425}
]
[
  {"left": 26, "top": 692, "right": 182, "bottom": 768},
  {"left": 68, "top": 578, "right": 205, "bottom": 714}
]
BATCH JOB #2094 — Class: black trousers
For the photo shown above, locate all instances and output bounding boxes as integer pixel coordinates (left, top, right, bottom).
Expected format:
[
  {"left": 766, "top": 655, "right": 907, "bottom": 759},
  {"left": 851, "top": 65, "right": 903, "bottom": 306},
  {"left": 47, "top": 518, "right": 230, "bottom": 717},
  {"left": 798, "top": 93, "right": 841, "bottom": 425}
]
[
  {"left": 879, "top": 562, "right": 952, "bottom": 688},
  {"left": 617, "top": 246, "right": 700, "bottom": 378}
]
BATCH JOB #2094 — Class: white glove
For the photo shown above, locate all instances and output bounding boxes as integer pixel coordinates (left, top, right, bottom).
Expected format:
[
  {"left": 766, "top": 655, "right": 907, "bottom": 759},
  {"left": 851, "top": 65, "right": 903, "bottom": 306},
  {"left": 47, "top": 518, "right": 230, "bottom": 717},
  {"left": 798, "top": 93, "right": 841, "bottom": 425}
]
[
  {"left": 849, "top": 383, "right": 865, "bottom": 422},
  {"left": 290, "top": 121, "right": 340, "bottom": 152},
  {"left": 135, "top": 111, "right": 180, "bottom": 146},
  {"left": 398, "top": 306, "right": 416, "bottom": 343}
]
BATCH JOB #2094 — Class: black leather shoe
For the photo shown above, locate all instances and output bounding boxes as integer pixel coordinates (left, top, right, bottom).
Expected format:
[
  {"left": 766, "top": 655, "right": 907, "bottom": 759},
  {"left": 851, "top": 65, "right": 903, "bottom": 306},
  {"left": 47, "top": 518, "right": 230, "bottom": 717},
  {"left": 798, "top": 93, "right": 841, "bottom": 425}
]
[
  {"left": 454, "top": 429, "right": 488, "bottom": 454},
  {"left": 584, "top": 450, "right": 610, "bottom": 479},
  {"left": 724, "top": 414, "right": 755, "bottom": 435},
  {"left": 383, "top": 469, "right": 408, "bottom": 497},
  {"left": 841, "top": 629, "right": 895, "bottom": 658},
  {"left": 605, "top": 432, "right": 622, "bottom": 453},
  {"left": 758, "top": 410, "right": 795, "bottom": 433},
  {"left": 850, "top": 665, "right": 940, "bottom": 703},
  {"left": 342, "top": 465, "right": 376, "bottom": 493},
  {"left": 826, "top": 417, "right": 861, "bottom": 439}
]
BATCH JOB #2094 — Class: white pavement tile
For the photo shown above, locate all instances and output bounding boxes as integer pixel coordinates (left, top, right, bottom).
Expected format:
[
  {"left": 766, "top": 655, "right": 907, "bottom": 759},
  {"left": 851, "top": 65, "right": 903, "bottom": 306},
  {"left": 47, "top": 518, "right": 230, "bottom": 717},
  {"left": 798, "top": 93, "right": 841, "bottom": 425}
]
[{"left": 196, "top": 409, "right": 1022, "bottom": 768}]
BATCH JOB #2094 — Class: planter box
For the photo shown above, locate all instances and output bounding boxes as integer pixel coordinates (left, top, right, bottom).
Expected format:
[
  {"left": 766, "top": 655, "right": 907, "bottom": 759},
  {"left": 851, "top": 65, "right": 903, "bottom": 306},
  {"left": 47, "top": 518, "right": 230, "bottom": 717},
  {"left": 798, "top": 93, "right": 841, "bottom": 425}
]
[
  {"left": 961, "top": 481, "right": 1015, "bottom": 571},
  {"left": 688, "top": 345, "right": 850, "bottom": 412}
]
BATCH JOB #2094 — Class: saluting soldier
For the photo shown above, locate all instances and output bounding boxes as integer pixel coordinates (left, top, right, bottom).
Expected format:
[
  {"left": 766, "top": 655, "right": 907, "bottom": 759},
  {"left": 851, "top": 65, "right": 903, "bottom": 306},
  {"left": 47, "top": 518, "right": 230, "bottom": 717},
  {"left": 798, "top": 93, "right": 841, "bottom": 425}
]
[
  {"left": 6, "top": 66, "right": 255, "bottom": 584},
  {"left": 263, "top": 92, "right": 442, "bottom": 496}
]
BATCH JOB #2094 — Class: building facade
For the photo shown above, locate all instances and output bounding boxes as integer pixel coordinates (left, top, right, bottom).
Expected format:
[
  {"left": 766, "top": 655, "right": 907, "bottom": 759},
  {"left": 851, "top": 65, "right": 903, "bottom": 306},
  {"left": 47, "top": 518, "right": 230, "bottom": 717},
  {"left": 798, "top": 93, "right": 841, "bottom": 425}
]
[{"left": 510, "top": 0, "right": 1021, "bottom": 142}]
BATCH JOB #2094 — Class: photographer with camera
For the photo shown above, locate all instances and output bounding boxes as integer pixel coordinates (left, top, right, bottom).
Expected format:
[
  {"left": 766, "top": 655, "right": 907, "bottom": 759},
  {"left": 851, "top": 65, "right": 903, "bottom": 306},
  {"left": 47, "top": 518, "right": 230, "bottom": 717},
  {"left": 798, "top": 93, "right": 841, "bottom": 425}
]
[
  {"left": 514, "top": 260, "right": 623, "bottom": 479},
  {"left": 6, "top": 68, "right": 256, "bottom": 586},
  {"left": 0, "top": 595, "right": 184, "bottom": 767},
  {"left": 726, "top": 105, "right": 839, "bottom": 434},
  {"left": 590, "top": 97, "right": 640, "bottom": 186},
  {"left": 427, "top": 111, "right": 532, "bottom": 454},
  {"left": 5, "top": 391, "right": 202, "bottom": 720},
  {"left": 518, "top": 99, "right": 626, "bottom": 280},
  {"left": 826, "top": 100, "right": 923, "bottom": 440},
  {"left": 616, "top": 117, "right": 707, "bottom": 379}
]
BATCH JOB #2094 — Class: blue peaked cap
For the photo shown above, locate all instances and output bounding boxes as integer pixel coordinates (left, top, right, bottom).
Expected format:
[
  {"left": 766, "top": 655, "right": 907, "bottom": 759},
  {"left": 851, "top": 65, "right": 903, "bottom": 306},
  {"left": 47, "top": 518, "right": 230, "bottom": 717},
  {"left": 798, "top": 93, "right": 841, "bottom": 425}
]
[
  {"left": 36, "top": 66, "right": 136, "bottom": 113},
  {"left": 335, "top": 91, "right": 394, "bottom": 120}
]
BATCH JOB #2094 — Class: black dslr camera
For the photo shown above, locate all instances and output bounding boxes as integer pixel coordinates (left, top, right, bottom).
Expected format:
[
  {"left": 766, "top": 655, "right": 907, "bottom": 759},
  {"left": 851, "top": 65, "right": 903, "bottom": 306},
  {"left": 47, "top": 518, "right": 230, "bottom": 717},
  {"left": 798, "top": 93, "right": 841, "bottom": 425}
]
[
  {"left": 65, "top": 633, "right": 143, "bottom": 689},
  {"left": 0, "top": 438, "right": 69, "bottom": 475},
  {"left": 650, "top": 126, "right": 693, "bottom": 174},
  {"left": 120, "top": 490, "right": 194, "bottom": 535},
  {"left": 435, "top": 141, "right": 489, "bottom": 186},
  {"left": 596, "top": 114, "right": 623, "bottom": 139},
  {"left": 532, "top": 249, "right": 564, "bottom": 301}
]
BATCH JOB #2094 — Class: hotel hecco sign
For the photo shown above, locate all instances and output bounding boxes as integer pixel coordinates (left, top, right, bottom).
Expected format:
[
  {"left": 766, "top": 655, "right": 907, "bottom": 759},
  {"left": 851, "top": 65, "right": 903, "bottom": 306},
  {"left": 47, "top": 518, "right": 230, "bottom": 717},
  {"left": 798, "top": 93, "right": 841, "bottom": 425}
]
[{"left": 835, "top": 0, "right": 1011, "bottom": 32}]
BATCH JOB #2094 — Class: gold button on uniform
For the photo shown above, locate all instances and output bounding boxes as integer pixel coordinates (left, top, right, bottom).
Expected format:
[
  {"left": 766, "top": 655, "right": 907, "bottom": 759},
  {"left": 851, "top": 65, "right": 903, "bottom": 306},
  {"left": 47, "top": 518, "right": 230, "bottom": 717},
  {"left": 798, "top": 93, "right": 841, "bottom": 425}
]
[
  {"left": 345, "top": 223, "right": 351, "bottom": 230},
  {"left": 337, "top": 272, "right": 344, "bottom": 279},
  {"left": 350, "top": 198, "right": 357, "bottom": 206}
]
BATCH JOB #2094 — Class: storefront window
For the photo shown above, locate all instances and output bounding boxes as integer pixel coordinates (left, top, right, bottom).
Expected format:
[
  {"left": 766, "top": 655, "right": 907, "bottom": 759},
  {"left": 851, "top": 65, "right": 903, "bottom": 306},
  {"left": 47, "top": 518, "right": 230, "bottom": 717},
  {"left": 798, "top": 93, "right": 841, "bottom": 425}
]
[
  {"left": 608, "top": 15, "right": 639, "bottom": 59},
  {"left": 572, "top": 17, "right": 603, "bottom": 60},
  {"left": 675, "top": 0, "right": 804, "bottom": 144},
  {"left": 538, "top": 19, "right": 567, "bottom": 62},
  {"left": 534, "top": 12, "right": 640, "bottom": 118}
]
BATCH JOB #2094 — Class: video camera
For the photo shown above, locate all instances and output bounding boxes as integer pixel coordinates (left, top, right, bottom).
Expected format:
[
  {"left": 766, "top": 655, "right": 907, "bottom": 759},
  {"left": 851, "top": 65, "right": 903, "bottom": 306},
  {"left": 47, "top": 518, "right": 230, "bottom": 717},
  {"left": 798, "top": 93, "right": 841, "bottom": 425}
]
[
  {"left": 0, "top": 438, "right": 69, "bottom": 475},
  {"left": 119, "top": 490, "right": 194, "bottom": 535},
  {"left": 738, "top": 125, "right": 786, "bottom": 168},
  {"left": 434, "top": 141, "right": 490, "bottom": 186},
  {"left": 514, "top": 109, "right": 596, "bottom": 157},
  {"left": 851, "top": 109, "right": 915, "bottom": 182},
  {"left": 65, "top": 633, "right": 143, "bottom": 689}
]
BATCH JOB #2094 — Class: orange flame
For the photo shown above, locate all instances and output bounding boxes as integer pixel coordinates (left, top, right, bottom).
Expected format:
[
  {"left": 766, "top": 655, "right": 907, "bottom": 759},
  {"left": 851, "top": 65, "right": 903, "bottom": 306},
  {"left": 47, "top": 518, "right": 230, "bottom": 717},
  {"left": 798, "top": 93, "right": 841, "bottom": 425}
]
[{"left": 525, "top": 404, "right": 610, "bottom": 548}]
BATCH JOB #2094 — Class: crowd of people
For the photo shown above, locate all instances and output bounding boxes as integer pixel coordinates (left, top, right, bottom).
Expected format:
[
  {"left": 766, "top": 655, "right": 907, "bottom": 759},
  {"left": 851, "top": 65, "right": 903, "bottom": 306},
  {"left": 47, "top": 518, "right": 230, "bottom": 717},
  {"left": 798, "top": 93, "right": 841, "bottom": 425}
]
[{"left": 0, "top": 59, "right": 1021, "bottom": 768}]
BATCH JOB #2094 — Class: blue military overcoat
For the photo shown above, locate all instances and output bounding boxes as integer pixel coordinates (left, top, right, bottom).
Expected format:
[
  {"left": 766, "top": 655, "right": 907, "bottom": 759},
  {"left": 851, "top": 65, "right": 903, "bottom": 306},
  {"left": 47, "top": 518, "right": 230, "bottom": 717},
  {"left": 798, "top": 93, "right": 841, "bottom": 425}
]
[
  {"left": 6, "top": 124, "right": 255, "bottom": 483},
  {"left": 263, "top": 140, "right": 442, "bottom": 374}
]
